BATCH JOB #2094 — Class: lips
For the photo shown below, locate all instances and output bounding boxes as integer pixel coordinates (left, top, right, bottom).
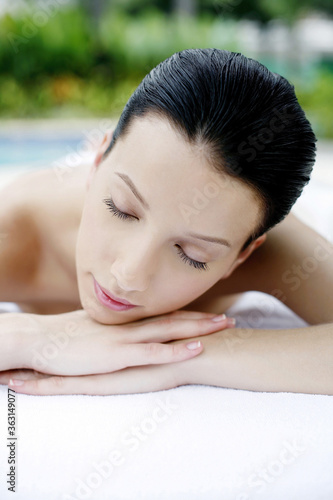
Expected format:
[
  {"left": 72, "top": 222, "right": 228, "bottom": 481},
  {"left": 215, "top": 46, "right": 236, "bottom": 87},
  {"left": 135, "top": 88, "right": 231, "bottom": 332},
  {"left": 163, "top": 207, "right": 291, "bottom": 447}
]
[
  {"left": 93, "top": 277, "right": 138, "bottom": 311},
  {"left": 97, "top": 282, "right": 136, "bottom": 306}
]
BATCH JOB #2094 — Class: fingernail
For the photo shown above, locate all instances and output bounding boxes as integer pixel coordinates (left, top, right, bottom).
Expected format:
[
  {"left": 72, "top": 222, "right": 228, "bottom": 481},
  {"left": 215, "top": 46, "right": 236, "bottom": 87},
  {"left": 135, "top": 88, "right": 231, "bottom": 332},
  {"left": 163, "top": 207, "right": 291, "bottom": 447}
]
[
  {"left": 186, "top": 341, "right": 202, "bottom": 350},
  {"left": 211, "top": 314, "right": 226, "bottom": 322},
  {"left": 227, "top": 318, "right": 236, "bottom": 326},
  {"left": 9, "top": 379, "right": 24, "bottom": 387}
]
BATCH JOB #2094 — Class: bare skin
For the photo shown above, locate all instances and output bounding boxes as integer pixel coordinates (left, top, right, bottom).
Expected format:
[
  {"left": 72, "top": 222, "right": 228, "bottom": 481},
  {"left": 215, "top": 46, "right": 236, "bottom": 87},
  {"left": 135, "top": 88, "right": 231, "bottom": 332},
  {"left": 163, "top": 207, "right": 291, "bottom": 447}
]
[
  {"left": 0, "top": 127, "right": 254, "bottom": 317},
  {"left": 1, "top": 161, "right": 241, "bottom": 315},
  {"left": 0, "top": 156, "right": 329, "bottom": 323},
  {"left": 1, "top": 117, "right": 333, "bottom": 396}
]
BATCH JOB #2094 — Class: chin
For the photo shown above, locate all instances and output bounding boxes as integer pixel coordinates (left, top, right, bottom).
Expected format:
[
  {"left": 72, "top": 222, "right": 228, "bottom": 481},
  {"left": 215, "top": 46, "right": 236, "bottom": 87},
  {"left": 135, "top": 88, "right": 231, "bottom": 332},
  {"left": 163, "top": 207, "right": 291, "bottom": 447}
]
[{"left": 95, "top": 310, "right": 148, "bottom": 325}]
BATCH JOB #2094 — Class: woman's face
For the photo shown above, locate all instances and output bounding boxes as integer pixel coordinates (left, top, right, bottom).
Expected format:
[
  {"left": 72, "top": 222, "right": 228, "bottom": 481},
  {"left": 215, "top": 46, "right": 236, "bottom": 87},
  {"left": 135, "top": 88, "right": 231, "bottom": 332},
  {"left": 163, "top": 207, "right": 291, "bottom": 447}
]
[{"left": 76, "top": 114, "right": 265, "bottom": 324}]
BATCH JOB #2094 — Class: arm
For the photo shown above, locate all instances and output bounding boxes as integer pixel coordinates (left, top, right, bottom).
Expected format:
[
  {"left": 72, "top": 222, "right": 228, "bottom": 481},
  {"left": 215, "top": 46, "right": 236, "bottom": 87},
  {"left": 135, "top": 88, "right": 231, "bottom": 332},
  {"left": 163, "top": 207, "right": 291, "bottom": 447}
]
[
  {"left": 6, "top": 321, "right": 331, "bottom": 396},
  {"left": 0, "top": 309, "right": 236, "bottom": 393},
  {"left": 176, "top": 322, "right": 333, "bottom": 395},
  {"left": 0, "top": 313, "right": 39, "bottom": 371}
]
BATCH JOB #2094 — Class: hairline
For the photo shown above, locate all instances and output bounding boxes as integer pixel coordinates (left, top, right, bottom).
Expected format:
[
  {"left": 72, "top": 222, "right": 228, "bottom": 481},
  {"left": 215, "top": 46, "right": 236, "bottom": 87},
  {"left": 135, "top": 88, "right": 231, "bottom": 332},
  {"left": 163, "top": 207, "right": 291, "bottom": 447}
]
[{"left": 102, "top": 111, "right": 269, "bottom": 254}]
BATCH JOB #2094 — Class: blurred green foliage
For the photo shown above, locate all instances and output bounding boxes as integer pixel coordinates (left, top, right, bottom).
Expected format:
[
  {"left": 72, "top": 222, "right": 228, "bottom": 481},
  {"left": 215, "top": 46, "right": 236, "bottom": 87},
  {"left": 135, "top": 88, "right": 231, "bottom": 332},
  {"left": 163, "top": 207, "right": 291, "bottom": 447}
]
[
  {"left": 296, "top": 71, "right": 333, "bottom": 139},
  {"left": 0, "top": 3, "right": 332, "bottom": 138},
  {"left": 96, "top": 0, "right": 333, "bottom": 22},
  {"left": 0, "top": 7, "right": 240, "bottom": 116}
]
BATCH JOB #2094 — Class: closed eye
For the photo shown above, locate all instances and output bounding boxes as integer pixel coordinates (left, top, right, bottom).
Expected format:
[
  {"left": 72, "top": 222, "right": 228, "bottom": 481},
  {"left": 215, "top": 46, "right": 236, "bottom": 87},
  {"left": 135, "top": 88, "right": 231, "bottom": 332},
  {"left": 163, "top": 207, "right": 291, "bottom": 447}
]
[
  {"left": 103, "top": 197, "right": 138, "bottom": 221},
  {"left": 174, "top": 245, "right": 209, "bottom": 271},
  {"left": 103, "top": 197, "right": 209, "bottom": 271}
]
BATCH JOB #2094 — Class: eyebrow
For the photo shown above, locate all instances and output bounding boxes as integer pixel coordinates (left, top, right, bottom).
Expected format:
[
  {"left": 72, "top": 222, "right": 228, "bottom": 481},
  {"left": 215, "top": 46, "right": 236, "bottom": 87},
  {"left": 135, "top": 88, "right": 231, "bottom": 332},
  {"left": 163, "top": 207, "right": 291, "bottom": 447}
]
[
  {"left": 115, "top": 171, "right": 232, "bottom": 248},
  {"left": 186, "top": 232, "right": 231, "bottom": 248},
  {"left": 115, "top": 172, "right": 150, "bottom": 210}
]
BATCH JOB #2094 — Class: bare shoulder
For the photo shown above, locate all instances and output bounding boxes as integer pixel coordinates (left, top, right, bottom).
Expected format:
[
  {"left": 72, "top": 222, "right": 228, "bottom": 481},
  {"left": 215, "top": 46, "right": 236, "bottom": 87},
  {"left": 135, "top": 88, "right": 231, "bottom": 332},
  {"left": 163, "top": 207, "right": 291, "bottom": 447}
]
[
  {"left": 0, "top": 164, "right": 88, "bottom": 303},
  {"left": 0, "top": 171, "right": 42, "bottom": 300},
  {"left": 222, "top": 212, "right": 333, "bottom": 324}
]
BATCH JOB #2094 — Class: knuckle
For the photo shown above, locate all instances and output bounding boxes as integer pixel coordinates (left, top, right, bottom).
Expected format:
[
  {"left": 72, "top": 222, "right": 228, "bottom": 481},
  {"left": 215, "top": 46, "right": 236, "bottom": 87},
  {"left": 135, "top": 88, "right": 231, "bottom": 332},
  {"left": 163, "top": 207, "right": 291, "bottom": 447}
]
[
  {"left": 170, "top": 343, "right": 182, "bottom": 358},
  {"left": 144, "top": 343, "right": 161, "bottom": 358},
  {"left": 162, "top": 314, "right": 174, "bottom": 325},
  {"left": 50, "top": 376, "right": 65, "bottom": 389},
  {"left": 160, "top": 316, "right": 174, "bottom": 329}
]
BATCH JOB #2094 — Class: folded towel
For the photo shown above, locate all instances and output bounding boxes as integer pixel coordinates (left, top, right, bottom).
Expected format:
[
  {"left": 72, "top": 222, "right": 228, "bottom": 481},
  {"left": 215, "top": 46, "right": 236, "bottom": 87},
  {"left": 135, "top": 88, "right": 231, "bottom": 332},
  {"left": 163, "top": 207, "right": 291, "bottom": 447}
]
[{"left": 0, "top": 291, "right": 332, "bottom": 500}]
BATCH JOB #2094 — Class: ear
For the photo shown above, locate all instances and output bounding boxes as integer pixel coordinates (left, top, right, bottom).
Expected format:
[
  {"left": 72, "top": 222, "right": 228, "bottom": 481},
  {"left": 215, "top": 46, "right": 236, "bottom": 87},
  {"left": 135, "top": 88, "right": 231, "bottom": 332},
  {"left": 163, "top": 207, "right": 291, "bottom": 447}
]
[
  {"left": 222, "top": 233, "right": 267, "bottom": 279},
  {"left": 86, "top": 129, "right": 114, "bottom": 190}
]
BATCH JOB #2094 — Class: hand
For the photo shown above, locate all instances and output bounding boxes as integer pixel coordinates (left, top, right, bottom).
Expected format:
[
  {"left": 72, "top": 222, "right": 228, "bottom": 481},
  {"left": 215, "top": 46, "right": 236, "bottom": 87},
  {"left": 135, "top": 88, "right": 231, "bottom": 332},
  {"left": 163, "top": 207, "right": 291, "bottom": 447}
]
[
  {"left": 6, "top": 311, "right": 236, "bottom": 395},
  {"left": 4, "top": 364, "right": 180, "bottom": 396},
  {"left": 166, "top": 325, "right": 238, "bottom": 388},
  {"left": 0, "top": 368, "right": 50, "bottom": 386},
  {"left": 3, "top": 323, "right": 236, "bottom": 396},
  {"left": 20, "top": 309, "right": 235, "bottom": 378}
]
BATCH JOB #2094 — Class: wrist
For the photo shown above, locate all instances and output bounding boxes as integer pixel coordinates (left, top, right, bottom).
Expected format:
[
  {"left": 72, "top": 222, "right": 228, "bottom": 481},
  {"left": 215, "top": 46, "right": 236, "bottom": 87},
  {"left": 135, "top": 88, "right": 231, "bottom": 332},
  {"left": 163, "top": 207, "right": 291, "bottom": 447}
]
[
  {"left": 8, "top": 313, "right": 42, "bottom": 370},
  {"left": 172, "top": 345, "right": 204, "bottom": 387},
  {"left": 0, "top": 312, "right": 38, "bottom": 370}
]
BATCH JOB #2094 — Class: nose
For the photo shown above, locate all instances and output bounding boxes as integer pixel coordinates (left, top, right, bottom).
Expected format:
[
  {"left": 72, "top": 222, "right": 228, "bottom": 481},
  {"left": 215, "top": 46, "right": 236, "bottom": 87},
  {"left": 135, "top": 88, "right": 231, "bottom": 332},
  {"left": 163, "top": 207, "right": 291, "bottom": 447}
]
[
  {"left": 110, "top": 244, "right": 155, "bottom": 293},
  {"left": 111, "top": 265, "right": 149, "bottom": 293}
]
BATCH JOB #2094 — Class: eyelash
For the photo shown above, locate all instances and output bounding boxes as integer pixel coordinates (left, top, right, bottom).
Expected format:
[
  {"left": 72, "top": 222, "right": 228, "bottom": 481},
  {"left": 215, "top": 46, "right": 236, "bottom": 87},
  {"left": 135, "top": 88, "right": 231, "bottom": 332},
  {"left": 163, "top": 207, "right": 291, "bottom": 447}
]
[
  {"left": 103, "top": 197, "right": 209, "bottom": 271},
  {"left": 103, "top": 198, "right": 134, "bottom": 221}
]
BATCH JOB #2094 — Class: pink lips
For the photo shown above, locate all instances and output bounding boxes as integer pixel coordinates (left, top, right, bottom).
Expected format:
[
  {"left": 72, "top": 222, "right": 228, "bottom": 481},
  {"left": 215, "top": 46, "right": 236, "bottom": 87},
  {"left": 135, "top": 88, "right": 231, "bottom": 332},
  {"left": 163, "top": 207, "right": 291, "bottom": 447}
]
[{"left": 93, "top": 277, "right": 138, "bottom": 311}]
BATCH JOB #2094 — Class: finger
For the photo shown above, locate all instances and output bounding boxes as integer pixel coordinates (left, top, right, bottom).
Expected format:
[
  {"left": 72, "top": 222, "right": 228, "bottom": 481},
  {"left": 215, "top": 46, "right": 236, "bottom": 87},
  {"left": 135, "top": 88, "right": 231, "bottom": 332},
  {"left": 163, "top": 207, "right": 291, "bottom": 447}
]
[
  {"left": 157, "top": 310, "right": 222, "bottom": 320},
  {"left": 0, "top": 371, "right": 16, "bottom": 385},
  {"left": 120, "top": 338, "right": 207, "bottom": 367},
  {"left": 125, "top": 309, "right": 220, "bottom": 327},
  {"left": 0, "top": 369, "right": 47, "bottom": 385},
  {"left": 129, "top": 314, "right": 235, "bottom": 343},
  {"left": 9, "top": 375, "right": 87, "bottom": 396},
  {"left": 8, "top": 367, "right": 173, "bottom": 396}
]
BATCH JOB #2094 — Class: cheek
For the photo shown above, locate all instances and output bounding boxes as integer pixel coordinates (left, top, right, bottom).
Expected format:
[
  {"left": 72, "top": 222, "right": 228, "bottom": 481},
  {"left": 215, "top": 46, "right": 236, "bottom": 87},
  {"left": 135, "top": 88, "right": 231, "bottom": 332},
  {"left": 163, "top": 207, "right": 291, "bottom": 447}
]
[
  {"left": 160, "top": 273, "right": 213, "bottom": 309},
  {"left": 77, "top": 204, "right": 106, "bottom": 263}
]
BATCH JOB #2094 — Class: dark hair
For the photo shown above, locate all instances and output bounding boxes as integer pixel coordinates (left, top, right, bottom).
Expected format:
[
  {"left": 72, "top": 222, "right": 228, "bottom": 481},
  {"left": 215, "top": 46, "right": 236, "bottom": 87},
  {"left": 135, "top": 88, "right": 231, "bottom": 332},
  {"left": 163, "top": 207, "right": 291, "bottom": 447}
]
[{"left": 103, "top": 48, "right": 316, "bottom": 252}]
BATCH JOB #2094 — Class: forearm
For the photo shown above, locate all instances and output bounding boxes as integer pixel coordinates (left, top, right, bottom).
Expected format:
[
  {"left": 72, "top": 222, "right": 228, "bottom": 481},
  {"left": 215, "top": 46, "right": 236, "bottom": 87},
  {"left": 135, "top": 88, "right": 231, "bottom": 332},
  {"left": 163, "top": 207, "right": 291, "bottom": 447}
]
[
  {"left": 184, "top": 324, "right": 333, "bottom": 395},
  {"left": 0, "top": 313, "right": 39, "bottom": 371}
]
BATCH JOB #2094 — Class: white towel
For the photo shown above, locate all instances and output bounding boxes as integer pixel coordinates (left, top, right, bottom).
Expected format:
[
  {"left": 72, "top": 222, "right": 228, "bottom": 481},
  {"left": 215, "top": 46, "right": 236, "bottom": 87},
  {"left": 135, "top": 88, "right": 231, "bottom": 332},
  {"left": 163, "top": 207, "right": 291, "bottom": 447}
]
[{"left": 0, "top": 291, "right": 332, "bottom": 500}]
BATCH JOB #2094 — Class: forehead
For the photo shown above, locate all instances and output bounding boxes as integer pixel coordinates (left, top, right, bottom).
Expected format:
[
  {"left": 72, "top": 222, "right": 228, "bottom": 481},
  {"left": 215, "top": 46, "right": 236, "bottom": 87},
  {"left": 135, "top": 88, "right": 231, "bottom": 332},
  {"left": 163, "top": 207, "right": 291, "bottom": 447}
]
[{"left": 104, "top": 115, "right": 262, "bottom": 248}]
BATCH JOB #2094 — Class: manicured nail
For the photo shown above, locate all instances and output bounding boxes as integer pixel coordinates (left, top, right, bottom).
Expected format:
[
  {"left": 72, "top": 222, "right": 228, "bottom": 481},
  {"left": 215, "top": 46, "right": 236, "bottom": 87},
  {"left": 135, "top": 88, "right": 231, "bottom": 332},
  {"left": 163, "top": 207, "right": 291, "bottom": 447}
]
[
  {"left": 9, "top": 379, "right": 24, "bottom": 387},
  {"left": 186, "top": 341, "right": 202, "bottom": 350},
  {"left": 211, "top": 314, "right": 226, "bottom": 322},
  {"left": 227, "top": 318, "right": 236, "bottom": 326}
]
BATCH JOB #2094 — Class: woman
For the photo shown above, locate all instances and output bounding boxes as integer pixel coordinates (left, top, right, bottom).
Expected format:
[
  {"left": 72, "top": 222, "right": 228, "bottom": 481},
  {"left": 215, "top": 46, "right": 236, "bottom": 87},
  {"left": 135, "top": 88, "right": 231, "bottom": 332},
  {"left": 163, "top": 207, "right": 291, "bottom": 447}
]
[{"left": 1, "top": 48, "right": 332, "bottom": 396}]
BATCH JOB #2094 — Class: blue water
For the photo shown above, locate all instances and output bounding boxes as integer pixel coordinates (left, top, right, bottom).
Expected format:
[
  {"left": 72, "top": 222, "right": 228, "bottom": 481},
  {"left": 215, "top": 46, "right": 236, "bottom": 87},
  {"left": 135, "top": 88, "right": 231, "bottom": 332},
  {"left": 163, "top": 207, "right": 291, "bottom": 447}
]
[{"left": 0, "top": 135, "right": 83, "bottom": 166}]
